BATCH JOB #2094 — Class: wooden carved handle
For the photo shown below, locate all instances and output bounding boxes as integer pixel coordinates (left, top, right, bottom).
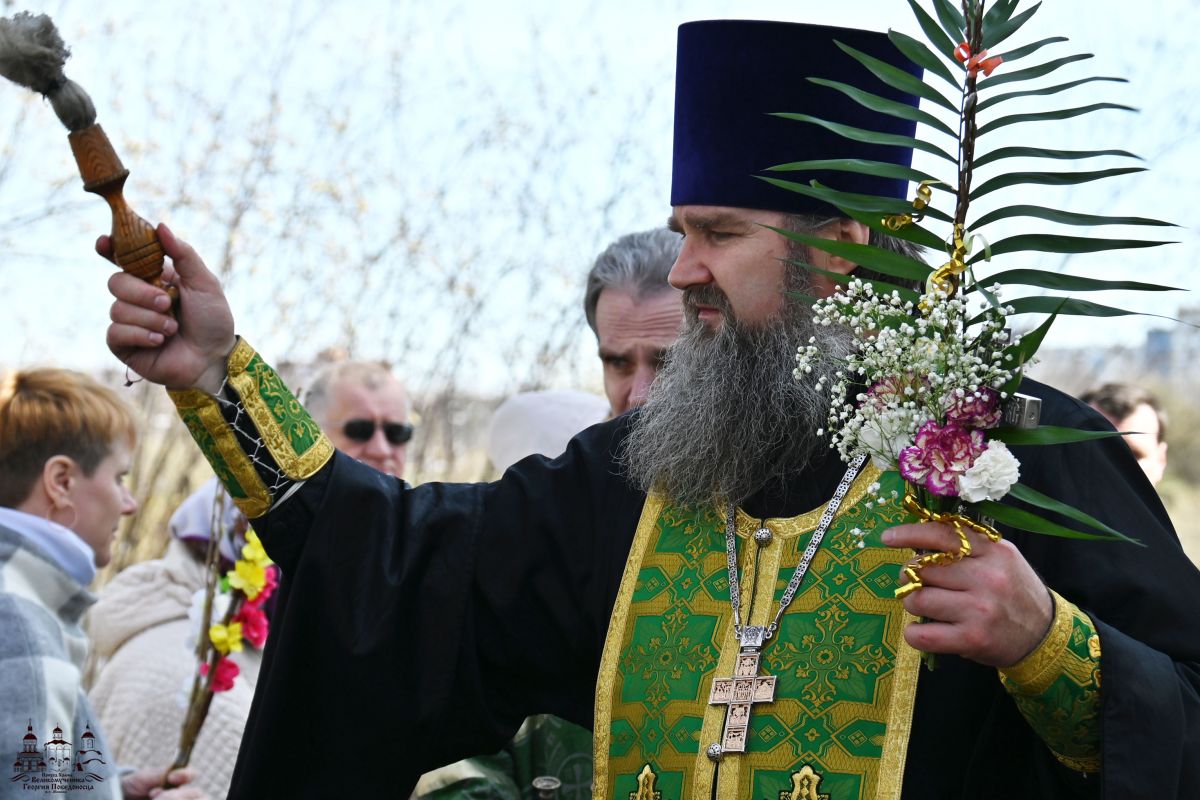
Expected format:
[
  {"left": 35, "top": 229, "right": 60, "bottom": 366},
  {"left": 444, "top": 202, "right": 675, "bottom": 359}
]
[{"left": 68, "top": 124, "right": 176, "bottom": 296}]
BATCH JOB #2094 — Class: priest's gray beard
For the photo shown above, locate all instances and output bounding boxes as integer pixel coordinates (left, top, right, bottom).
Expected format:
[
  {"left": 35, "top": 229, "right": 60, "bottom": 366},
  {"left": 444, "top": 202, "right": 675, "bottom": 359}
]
[{"left": 623, "top": 273, "right": 852, "bottom": 508}]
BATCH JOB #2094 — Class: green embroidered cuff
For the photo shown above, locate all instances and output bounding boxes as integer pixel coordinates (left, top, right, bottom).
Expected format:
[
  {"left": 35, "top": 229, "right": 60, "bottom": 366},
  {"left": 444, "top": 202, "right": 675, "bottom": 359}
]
[
  {"left": 999, "top": 590, "right": 1102, "bottom": 774},
  {"left": 169, "top": 338, "right": 333, "bottom": 518}
]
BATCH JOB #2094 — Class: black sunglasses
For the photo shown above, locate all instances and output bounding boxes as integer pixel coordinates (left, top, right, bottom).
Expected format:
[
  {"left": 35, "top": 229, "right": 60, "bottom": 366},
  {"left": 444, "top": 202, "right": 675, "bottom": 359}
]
[{"left": 342, "top": 419, "right": 414, "bottom": 445}]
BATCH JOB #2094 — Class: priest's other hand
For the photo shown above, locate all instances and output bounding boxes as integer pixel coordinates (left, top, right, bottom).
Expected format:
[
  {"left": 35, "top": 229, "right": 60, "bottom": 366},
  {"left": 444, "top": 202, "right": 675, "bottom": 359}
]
[
  {"left": 120, "top": 766, "right": 209, "bottom": 799},
  {"left": 102, "top": 223, "right": 236, "bottom": 395},
  {"left": 883, "top": 521, "right": 1054, "bottom": 668}
]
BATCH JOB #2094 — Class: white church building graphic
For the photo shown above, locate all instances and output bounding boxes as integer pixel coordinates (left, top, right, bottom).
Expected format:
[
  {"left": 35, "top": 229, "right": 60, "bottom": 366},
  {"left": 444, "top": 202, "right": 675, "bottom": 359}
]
[{"left": 11, "top": 721, "right": 107, "bottom": 785}]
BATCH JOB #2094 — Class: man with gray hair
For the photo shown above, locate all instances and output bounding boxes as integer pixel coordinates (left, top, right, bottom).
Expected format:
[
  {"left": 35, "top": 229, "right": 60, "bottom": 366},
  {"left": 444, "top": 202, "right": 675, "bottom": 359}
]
[
  {"left": 304, "top": 361, "right": 412, "bottom": 478},
  {"left": 584, "top": 228, "right": 683, "bottom": 416}
]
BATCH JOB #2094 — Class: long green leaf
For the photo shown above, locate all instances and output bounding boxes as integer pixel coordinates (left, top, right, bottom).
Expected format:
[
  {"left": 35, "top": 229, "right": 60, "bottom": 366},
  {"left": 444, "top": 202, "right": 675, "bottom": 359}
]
[
  {"left": 808, "top": 78, "right": 958, "bottom": 137},
  {"left": 977, "top": 76, "right": 1128, "bottom": 113},
  {"left": 973, "top": 204, "right": 1177, "bottom": 229},
  {"left": 970, "top": 167, "right": 1145, "bottom": 199},
  {"left": 835, "top": 41, "right": 959, "bottom": 114},
  {"left": 982, "top": 2, "right": 1041, "bottom": 49},
  {"left": 982, "top": 0, "right": 1020, "bottom": 30},
  {"left": 774, "top": 230, "right": 933, "bottom": 281},
  {"left": 971, "top": 268, "right": 1182, "bottom": 293},
  {"left": 785, "top": 257, "right": 923, "bottom": 303},
  {"left": 975, "top": 498, "right": 1134, "bottom": 541},
  {"left": 844, "top": 207, "right": 946, "bottom": 250},
  {"left": 1007, "top": 483, "right": 1140, "bottom": 544},
  {"left": 762, "top": 177, "right": 954, "bottom": 224},
  {"left": 978, "top": 103, "right": 1135, "bottom": 136},
  {"left": 771, "top": 113, "right": 959, "bottom": 164},
  {"left": 976, "top": 234, "right": 1170, "bottom": 259},
  {"left": 931, "top": 0, "right": 966, "bottom": 41},
  {"left": 998, "top": 309, "right": 1059, "bottom": 395},
  {"left": 996, "top": 36, "right": 1067, "bottom": 63},
  {"left": 977, "top": 54, "right": 1093, "bottom": 89},
  {"left": 974, "top": 146, "right": 1141, "bottom": 168},
  {"left": 766, "top": 158, "right": 943, "bottom": 186},
  {"left": 888, "top": 30, "right": 960, "bottom": 88},
  {"left": 907, "top": 0, "right": 958, "bottom": 60},
  {"left": 989, "top": 426, "right": 1129, "bottom": 446},
  {"left": 971, "top": 296, "right": 1192, "bottom": 326}
]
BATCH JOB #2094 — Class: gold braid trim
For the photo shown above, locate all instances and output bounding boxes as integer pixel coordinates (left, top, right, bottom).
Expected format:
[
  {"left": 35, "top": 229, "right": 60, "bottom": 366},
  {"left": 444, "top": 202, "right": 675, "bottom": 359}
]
[
  {"left": 226, "top": 338, "right": 332, "bottom": 480},
  {"left": 169, "top": 387, "right": 271, "bottom": 518},
  {"left": 999, "top": 591, "right": 1102, "bottom": 774},
  {"left": 999, "top": 590, "right": 1074, "bottom": 695}
]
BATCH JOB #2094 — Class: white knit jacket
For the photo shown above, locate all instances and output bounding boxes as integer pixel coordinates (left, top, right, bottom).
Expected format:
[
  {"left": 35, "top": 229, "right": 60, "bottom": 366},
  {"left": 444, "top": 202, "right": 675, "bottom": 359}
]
[{"left": 86, "top": 540, "right": 262, "bottom": 800}]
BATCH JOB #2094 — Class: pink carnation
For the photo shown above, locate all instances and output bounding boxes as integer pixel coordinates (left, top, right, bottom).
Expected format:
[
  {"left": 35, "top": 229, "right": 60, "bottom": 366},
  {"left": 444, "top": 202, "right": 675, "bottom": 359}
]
[
  {"left": 201, "top": 656, "right": 240, "bottom": 693},
  {"left": 898, "top": 420, "right": 986, "bottom": 496},
  {"left": 233, "top": 603, "right": 269, "bottom": 649},
  {"left": 945, "top": 388, "right": 1001, "bottom": 429}
]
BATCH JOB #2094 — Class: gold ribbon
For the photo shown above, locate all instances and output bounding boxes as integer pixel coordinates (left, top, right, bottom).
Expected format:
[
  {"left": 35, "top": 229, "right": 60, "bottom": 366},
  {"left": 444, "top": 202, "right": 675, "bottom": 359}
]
[
  {"left": 882, "top": 179, "right": 937, "bottom": 230},
  {"left": 894, "top": 490, "right": 1002, "bottom": 598},
  {"left": 920, "top": 223, "right": 971, "bottom": 310}
]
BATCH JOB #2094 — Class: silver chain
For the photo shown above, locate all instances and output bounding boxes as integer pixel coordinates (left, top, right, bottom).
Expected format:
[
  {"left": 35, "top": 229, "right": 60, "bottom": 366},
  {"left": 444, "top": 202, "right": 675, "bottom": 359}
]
[{"left": 725, "top": 453, "right": 866, "bottom": 642}]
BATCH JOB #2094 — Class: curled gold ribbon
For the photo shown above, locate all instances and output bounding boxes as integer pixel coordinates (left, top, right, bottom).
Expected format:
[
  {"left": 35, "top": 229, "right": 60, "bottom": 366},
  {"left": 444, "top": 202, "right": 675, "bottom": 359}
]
[
  {"left": 894, "top": 490, "right": 1002, "bottom": 599},
  {"left": 920, "top": 223, "right": 971, "bottom": 311},
  {"left": 882, "top": 179, "right": 937, "bottom": 231}
]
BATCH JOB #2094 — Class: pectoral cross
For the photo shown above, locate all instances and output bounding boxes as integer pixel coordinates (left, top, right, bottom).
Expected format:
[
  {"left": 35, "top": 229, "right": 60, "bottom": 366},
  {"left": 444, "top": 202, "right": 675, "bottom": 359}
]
[{"left": 707, "top": 626, "right": 777, "bottom": 753}]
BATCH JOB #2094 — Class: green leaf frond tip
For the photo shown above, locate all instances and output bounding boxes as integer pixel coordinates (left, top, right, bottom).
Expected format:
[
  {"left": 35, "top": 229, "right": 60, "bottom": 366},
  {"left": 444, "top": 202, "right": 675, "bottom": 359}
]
[
  {"left": 887, "top": 29, "right": 959, "bottom": 88},
  {"left": 989, "top": 426, "right": 1132, "bottom": 446},
  {"left": 971, "top": 205, "right": 1175, "bottom": 230},
  {"left": 970, "top": 296, "right": 1196, "bottom": 327},
  {"left": 931, "top": 0, "right": 965, "bottom": 42},
  {"left": 807, "top": 77, "right": 958, "bottom": 138},
  {"left": 971, "top": 233, "right": 1172, "bottom": 260},
  {"left": 999, "top": 309, "right": 1058, "bottom": 395},
  {"left": 977, "top": 53, "right": 1094, "bottom": 89},
  {"left": 982, "top": 0, "right": 1020, "bottom": 31},
  {"left": 973, "top": 146, "right": 1141, "bottom": 169},
  {"left": 976, "top": 77, "right": 1128, "bottom": 113},
  {"left": 768, "top": 227, "right": 933, "bottom": 282},
  {"left": 784, "top": 258, "right": 921, "bottom": 304},
  {"left": 906, "top": 0, "right": 958, "bottom": 60},
  {"left": 756, "top": 176, "right": 952, "bottom": 223},
  {"left": 982, "top": 1, "right": 1042, "bottom": 50},
  {"left": 970, "top": 167, "right": 1145, "bottom": 199},
  {"left": 977, "top": 103, "right": 1136, "bottom": 137},
  {"left": 833, "top": 40, "right": 959, "bottom": 114},
  {"left": 968, "top": 268, "right": 1182, "bottom": 294},
  {"left": 981, "top": 485, "right": 1140, "bottom": 544},
  {"left": 771, "top": 113, "right": 957, "bottom": 164},
  {"left": 996, "top": 36, "right": 1067, "bottom": 63},
  {"left": 765, "top": 157, "right": 943, "bottom": 186}
]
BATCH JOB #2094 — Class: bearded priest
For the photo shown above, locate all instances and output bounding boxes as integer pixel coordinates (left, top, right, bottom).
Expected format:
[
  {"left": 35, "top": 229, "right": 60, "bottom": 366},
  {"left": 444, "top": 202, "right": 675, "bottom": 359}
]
[{"left": 103, "top": 19, "right": 1200, "bottom": 800}]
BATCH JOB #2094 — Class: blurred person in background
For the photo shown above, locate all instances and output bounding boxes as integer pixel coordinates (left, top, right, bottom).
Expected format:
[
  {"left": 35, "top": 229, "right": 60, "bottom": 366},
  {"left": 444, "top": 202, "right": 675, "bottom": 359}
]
[
  {"left": 88, "top": 480, "right": 261, "bottom": 800},
  {"left": 304, "top": 361, "right": 412, "bottom": 477},
  {"left": 0, "top": 368, "right": 205, "bottom": 799},
  {"left": 1081, "top": 382, "right": 1169, "bottom": 485},
  {"left": 584, "top": 228, "right": 683, "bottom": 416}
]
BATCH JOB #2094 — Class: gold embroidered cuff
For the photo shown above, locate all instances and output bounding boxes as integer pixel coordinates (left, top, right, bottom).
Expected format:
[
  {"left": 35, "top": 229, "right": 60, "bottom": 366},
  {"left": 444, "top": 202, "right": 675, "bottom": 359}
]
[
  {"left": 1000, "top": 589, "right": 1075, "bottom": 695},
  {"left": 170, "top": 387, "right": 272, "bottom": 518},
  {"left": 224, "top": 338, "right": 333, "bottom": 480},
  {"left": 998, "top": 591, "right": 1102, "bottom": 774}
]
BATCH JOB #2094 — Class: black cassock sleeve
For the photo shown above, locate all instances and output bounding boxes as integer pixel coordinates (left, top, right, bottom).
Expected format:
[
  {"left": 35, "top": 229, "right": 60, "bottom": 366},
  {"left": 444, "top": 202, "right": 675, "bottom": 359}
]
[{"left": 228, "top": 416, "right": 644, "bottom": 800}]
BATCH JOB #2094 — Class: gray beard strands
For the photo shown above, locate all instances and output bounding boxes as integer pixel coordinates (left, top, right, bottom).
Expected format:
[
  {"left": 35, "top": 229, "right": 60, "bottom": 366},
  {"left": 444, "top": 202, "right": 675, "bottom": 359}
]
[{"left": 623, "top": 279, "right": 851, "bottom": 509}]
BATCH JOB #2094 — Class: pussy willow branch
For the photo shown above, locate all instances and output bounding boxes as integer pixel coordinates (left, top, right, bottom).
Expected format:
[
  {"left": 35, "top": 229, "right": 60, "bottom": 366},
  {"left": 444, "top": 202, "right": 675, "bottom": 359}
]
[{"left": 954, "top": 0, "right": 985, "bottom": 231}]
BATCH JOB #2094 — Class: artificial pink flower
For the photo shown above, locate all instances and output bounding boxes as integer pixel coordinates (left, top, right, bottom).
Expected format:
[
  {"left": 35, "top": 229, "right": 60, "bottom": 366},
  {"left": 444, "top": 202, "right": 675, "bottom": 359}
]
[
  {"left": 201, "top": 656, "right": 241, "bottom": 693},
  {"left": 233, "top": 603, "right": 269, "bottom": 649},
  {"left": 899, "top": 420, "right": 986, "bottom": 496},
  {"left": 945, "top": 388, "right": 1001, "bottom": 429}
]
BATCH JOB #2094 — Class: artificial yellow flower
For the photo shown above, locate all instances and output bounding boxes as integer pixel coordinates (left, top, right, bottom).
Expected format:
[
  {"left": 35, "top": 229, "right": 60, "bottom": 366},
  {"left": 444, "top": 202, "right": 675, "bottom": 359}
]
[
  {"left": 241, "top": 530, "right": 273, "bottom": 568},
  {"left": 227, "top": 559, "right": 267, "bottom": 600},
  {"left": 210, "top": 621, "right": 244, "bottom": 655}
]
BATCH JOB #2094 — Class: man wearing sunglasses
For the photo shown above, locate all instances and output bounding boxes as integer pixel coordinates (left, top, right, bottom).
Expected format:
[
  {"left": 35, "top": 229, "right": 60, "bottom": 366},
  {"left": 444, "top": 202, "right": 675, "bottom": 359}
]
[{"left": 304, "top": 361, "right": 412, "bottom": 478}]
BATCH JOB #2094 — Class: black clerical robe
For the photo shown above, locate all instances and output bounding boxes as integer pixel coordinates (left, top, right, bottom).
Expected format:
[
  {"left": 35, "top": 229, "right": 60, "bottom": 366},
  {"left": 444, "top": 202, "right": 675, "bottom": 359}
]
[{"left": 225, "top": 379, "right": 1200, "bottom": 799}]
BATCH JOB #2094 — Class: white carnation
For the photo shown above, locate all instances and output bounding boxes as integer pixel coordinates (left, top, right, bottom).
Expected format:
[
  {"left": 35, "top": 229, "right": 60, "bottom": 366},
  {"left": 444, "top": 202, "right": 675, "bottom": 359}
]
[
  {"left": 957, "top": 441, "right": 1021, "bottom": 502},
  {"left": 857, "top": 406, "right": 916, "bottom": 469}
]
